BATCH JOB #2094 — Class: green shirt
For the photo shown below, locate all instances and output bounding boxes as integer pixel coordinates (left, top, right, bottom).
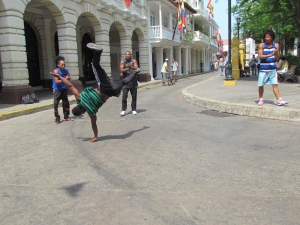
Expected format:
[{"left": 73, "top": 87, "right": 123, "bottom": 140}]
[{"left": 77, "top": 87, "right": 105, "bottom": 116}]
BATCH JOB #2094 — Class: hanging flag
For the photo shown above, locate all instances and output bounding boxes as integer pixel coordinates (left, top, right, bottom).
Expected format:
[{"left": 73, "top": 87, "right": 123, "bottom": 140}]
[
  {"left": 124, "top": 0, "right": 132, "bottom": 7},
  {"left": 206, "top": 0, "right": 214, "bottom": 18},
  {"left": 177, "top": 0, "right": 186, "bottom": 32},
  {"left": 180, "top": 0, "right": 186, "bottom": 32}
]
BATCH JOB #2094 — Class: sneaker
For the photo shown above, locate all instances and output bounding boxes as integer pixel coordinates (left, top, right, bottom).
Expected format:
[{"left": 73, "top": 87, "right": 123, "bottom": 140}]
[
  {"left": 277, "top": 98, "right": 289, "bottom": 106},
  {"left": 120, "top": 111, "right": 126, "bottom": 116},
  {"left": 54, "top": 118, "right": 60, "bottom": 125},
  {"left": 86, "top": 43, "right": 103, "bottom": 52},
  {"left": 257, "top": 98, "right": 264, "bottom": 106},
  {"left": 132, "top": 111, "right": 137, "bottom": 115},
  {"left": 64, "top": 117, "right": 73, "bottom": 121}
]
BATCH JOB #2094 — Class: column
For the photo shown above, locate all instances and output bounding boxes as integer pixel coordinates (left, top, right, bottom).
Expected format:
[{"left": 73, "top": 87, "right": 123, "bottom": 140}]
[
  {"left": 195, "top": 49, "right": 199, "bottom": 73},
  {"left": 76, "top": 26, "right": 84, "bottom": 82},
  {"left": 120, "top": 36, "right": 132, "bottom": 56},
  {"left": 155, "top": 47, "right": 163, "bottom": 80},
  {"left": 139, "top": 40, "right": 152, "bottom": 77},
  {"left": 95, "top": 30, "right": 110, "bottom": 76},
  {"left": 174, "top": 46, "right": 182, "bottom": 76},
  {"left": 159, "top": 3, "right": 162, "bottom": 39},
  {"left": 0, "top": 9, "right": 34, "bottom": 104},
  {"left": 182, "top": 47, "right": 189, "bottom": 75},
  {"left": 188, "top": 47, "right": 191, "bottom": 74},
  {"left": 57, "top": 20, "right": 82, "bottom": 92}
]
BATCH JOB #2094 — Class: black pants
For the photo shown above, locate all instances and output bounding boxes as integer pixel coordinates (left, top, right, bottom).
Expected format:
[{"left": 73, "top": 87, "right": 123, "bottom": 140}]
[
  {"left": 53, "top": 89, "right": 70, "bottom": 119},
  {"left": 122, "top": 86, "right": 137, "bottom": 111},
  {"left": 91, "top": 51, "right": 137, "bottom": 97}
]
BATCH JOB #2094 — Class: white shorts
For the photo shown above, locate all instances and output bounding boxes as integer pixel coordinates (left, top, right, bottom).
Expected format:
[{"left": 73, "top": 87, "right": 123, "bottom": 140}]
[{"left": 258, "top": 69, "right": 277, "bottom": 86}]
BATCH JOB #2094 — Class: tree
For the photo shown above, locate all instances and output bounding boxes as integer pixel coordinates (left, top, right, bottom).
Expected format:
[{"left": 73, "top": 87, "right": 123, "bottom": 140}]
[{"left": 216, "top": 0, "right": 300, "bottom": 47}]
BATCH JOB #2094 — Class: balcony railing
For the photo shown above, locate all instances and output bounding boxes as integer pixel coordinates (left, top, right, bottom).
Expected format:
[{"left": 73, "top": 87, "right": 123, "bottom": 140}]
[
  {"left": 115, "top": 0, "right": 122, "bottom": 7},
  {"left": 193, "top": 31, "right": 210, "bottom": 44},
  {"left": 149, "top": 26, "right": 180, "bottom": 43}
]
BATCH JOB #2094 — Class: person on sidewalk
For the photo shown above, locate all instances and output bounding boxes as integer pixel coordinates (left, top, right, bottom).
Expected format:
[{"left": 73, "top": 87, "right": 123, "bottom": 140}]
[
  {"left": 50, "top": 43, "right": 138, "bottom": 142},
  {"left": 161, "top": 58, "right": 170, "bottom": 86},
  {"left": 171, "top": 58, "right": 179, "bottom": 84},
  {"left": 119, "top": 51, "right": 139, "bottom": 116},
  {"left": 257, "top": 30, "right": 288, "bottom": 106},
  {"left": 276, "top": 56, "right": 289, "bottom": 82},
  {"left": 223, "top": 52, "right": 229, "bottom": 77},
  {"left": 52, "top": 56, "right": 73, "bottom": 125},
  {"left": 218, "top": 57, "right": 225, "bottom": 76},
  {"left": 249, "top": 55, "right": 257, "bottom": 76}
]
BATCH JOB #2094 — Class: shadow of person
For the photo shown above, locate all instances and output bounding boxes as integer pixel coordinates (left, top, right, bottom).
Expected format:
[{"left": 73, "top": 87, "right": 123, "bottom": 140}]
[{"left": 78, "top": 126, "right": 150, "bottom": 142}]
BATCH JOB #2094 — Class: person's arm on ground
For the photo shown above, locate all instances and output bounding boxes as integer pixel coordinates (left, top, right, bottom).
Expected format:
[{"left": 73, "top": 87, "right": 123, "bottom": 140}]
[
  {"left": 89, "top": 116, "right": 98, "bottom": 143},
  {"left": 50, "top": 72, "right": 80, "bottom": 101}
]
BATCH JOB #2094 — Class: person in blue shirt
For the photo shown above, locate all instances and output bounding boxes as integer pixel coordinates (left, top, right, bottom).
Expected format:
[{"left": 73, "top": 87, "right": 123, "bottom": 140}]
[{"left": 52, "top": 56, "right": 73, "bottom": 124}]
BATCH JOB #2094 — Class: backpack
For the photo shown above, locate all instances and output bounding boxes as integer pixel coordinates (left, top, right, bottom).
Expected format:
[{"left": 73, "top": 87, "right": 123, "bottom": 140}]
[
  {"left": 21, "top": 94, "right": 34, "bottom": 104},
  {"left": 21, "top": 93, "right": 39, "bottom": 104},
  {"left": 30, "top": 93, "right": 39, "bottom": 103}
]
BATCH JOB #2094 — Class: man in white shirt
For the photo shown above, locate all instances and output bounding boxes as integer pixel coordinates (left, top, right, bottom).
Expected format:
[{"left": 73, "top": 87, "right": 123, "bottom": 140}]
[
  {"left": 171, "top": 58, "right": 179, "bottom": 84},
  {"left": 161, "top": 58, "right": 170, "bottom": 86}
]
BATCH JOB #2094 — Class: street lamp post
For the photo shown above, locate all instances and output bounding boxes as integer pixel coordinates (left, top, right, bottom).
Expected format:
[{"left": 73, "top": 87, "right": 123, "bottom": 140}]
[
  {"left": 236, "top": 17, "right": 240, "bottom": 40},
  {"left": 225, "top": 0, "right": 234, "bottom": 80}
]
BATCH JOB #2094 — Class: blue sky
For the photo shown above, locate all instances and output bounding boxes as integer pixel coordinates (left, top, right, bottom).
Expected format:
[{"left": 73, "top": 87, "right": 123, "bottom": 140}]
[{"left": 212, "top": 0, "right": 238, "bottom": 40}]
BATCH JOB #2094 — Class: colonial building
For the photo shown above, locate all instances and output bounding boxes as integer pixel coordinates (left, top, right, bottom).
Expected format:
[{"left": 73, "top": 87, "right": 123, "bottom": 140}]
[
  {"left": 0, "top": 0, "right": 149, "bottom": 103},
  {"left": 148, "top": 0, "right": 219, "bottom": 79},
  {"left": 0, "top": 0, "right": 220, "bottom": 104}
]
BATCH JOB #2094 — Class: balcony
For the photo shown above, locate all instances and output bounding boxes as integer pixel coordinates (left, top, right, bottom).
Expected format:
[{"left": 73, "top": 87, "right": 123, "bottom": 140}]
[
  {"left": 193, "top": 31, "right": 210, "bottom": 44},
  {"left": 149, "top": 26, "right": 181, "bottom": 43}
]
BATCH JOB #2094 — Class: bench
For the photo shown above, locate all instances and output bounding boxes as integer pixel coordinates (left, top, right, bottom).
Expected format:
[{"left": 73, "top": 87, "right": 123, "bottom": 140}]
[{"left": 281, "top": 65, "right": 298, "bottom": 83}]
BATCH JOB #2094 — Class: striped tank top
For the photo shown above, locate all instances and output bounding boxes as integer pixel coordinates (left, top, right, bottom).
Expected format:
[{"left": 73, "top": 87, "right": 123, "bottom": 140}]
[
  {"left": 77, "top": 87, "right": 105, "bottom": 116},
  {"left": 260, "top": 42, "right": 276, "bottom": 71}
]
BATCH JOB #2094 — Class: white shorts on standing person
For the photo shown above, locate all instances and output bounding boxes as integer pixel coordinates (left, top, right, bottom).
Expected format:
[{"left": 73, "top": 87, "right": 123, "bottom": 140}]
[
  {"left": 171, "top": 58, "right": 179, "bottom": 84},
  {"left": 257, "top": 29, "right": 288, "bottom": 106}
]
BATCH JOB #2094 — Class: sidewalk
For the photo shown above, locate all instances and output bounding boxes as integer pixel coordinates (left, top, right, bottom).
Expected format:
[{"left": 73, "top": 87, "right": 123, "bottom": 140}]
[
  {"left": 182, "top": 71, "right": 300, "bottom": 122},
  {"left": 1, "top": 72, "right": 300, "bottom": 121},
  {"left": 0, "top": 80, "right": 162, "bottom": 121}
]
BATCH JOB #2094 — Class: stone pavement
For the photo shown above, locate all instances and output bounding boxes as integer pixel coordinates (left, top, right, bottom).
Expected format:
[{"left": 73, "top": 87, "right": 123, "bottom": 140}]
[
  {"left": 1, "top": 71, "right": 300, "bottom": 121},
  {"left": 182, "top": 71, "right": 300, "bottom": 122}
]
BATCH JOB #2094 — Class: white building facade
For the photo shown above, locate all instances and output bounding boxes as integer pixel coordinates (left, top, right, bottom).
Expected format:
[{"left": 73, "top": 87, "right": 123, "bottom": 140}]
[
  {"left": 148, "top": 0, "right": 219, "bottom": 79},
  {"left": 0, "top": 0, "right": 220, "bottom": 103}
]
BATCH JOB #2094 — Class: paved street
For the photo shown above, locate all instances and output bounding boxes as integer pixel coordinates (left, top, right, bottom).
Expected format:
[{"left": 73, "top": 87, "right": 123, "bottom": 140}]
[{"left": 1, "top": 74, "right": 300, "bottom": 225}]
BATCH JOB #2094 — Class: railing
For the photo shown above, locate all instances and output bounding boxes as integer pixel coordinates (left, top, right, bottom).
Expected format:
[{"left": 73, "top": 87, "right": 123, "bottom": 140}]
[
  {"left": 149, "top": 26, "right": 180, "bottom": 43},
  {"left": 193, "top": 31, "right": 210, "bottom": 44},
  {"left": 115, "top": 0, "right": 122, "bottom": 7},
  {"left": 199, "top": 9, "right": 209, "bottom": 18},
  {"left": 135, "top": 4, "right": 141, "bottom": 15}
]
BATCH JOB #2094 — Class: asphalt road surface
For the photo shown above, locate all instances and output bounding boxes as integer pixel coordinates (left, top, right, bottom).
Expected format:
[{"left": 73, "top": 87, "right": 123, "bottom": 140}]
[{"left": 1, "top": 74, "right": 299, "bottom": 225}]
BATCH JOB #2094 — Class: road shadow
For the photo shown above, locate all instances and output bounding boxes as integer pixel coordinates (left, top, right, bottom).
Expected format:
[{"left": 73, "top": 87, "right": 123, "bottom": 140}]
[
  {"left": 61, "top": 182, "right": 87, "bottom": 197},
  {"left": 253, "top": 99, "right": 276, "bottom": 105},
  {"left": 78, "top": 126, "right": 150, "bottom": 142}
]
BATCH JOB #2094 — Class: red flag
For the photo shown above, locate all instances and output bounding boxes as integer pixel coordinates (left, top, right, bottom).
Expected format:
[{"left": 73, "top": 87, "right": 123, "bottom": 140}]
[{"left": 124, "top": 0, "right": 132, "bottom": 7}]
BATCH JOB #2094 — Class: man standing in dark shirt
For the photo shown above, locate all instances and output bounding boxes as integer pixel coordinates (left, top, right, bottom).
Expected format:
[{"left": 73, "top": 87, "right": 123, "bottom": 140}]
[{"left": 120, "top": 51, "right": 139, "bottom": 116}]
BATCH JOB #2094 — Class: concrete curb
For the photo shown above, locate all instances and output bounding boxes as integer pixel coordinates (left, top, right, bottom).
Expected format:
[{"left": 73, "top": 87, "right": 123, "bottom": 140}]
[
  {"left": 0, "top": 73, "right": 212, "bottom": 121},
  {"left": 182, "top": 89, "right": 300, "bottom": 122},
  {"left": 0, "top": 98, "right": 77, "bottom": 121}
]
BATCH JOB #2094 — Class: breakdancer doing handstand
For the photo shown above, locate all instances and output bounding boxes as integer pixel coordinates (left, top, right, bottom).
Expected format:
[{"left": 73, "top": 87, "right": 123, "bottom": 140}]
[{"left": 50, "top": 43, "right": 139, "bottom": 142}]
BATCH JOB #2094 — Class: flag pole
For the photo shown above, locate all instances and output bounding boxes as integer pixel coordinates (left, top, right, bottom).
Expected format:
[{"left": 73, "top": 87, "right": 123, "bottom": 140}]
[{"left": 172, "top": 22, "right": 178, "bottom": 41}]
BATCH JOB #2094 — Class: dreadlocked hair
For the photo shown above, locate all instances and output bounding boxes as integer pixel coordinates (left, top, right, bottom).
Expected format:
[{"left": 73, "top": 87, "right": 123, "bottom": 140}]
[
  {"left": 263, "top": 30, "right": 275, "bottom": 42},
  {"left": 55, "top": 55, "right": 65, "bottom": 66}
]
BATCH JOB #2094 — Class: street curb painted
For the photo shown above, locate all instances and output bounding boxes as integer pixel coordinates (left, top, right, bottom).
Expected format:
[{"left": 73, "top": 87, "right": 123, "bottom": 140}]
[
  {"left": 0, "top": 99, "right": 77, "bottom": 121},
  {"left": 182, "top": 88, "right": 300, "bottom": 122},
  {"left": 0, "top": 73, "right": 208, "bottom": 121}
]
